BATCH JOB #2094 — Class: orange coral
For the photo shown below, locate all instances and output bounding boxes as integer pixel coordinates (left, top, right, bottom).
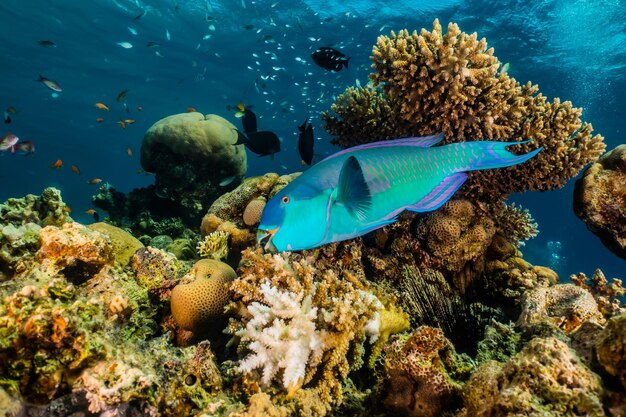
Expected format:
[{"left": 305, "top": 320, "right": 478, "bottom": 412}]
[{"left": 323, "top": 19, "right": 605, "bottom": 201}]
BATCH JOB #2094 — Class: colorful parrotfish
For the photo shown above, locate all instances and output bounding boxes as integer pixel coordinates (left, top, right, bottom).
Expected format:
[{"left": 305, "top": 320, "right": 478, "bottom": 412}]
[{"left": 257, "top": 133, "right": 541, "bottom": 252}]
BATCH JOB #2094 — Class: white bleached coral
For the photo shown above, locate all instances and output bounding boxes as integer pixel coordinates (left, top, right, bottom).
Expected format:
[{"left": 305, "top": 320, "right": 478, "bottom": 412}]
[{"left": 237, "top": 281, "right": 324, "bottom": 390}]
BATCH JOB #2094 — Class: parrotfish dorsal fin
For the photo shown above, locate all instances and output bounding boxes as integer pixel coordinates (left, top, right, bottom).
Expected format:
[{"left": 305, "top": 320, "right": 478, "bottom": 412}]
[
  {"left": 336, "top": 155, "right": 371, "bottom": 220},
  {"left": 324, "top": 133, "right": 445, "bottom": 162}
]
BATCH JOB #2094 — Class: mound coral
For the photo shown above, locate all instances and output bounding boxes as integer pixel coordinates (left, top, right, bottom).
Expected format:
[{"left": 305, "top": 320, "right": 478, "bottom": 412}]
[
  {"left": 596, "top": 313, "right": 626, "bottom": 390},
  {"left": 517, "top": 284, "right": 604, "bottom": 334},
  {"left": 574, "top": 145, "right": 626, "bottom": 259},
  {"left": 323, "top": 19, "right": 605, "bottom": 201},
  {"left": 170, "top": 259, "right": 237, "bottom": 332},
  {"left": 462, "top": 337, "right": 604, "bottom": 416},
  {"left": 228, "top": 248, "right": 404, "bottom": 411},
  {"left": 88, "top": 222, "right": 144, "bottom": 266},
  {"left": 383, "top": 326, "right": 469, "bottom": 417},
  {"left": 243, "top": 196, "right": 266, "bottom": 226},
  {"left": 140, "top": 113, "right": 247, "bottom": 223}
]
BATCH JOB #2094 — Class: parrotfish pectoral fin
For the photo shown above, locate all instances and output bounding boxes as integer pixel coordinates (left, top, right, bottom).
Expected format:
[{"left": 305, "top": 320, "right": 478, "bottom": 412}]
[
  {"left": 466, "top": 140, "right": 542, "bottom": 170},
  {"left": 407, "top": 172, "right": 468, "bottom": 212},
  {"left": 336, "top": 155, "right": 372, "bottom": 220}
]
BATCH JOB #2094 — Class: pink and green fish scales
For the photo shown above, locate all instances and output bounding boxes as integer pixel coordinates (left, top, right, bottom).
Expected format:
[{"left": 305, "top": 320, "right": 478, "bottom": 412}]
[{"left": 257, "top": 133, "right": 541, "bottom": 252}]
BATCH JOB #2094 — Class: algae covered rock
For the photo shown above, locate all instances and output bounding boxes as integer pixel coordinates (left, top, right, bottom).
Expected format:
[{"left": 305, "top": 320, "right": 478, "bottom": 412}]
[
  {"left": 140, "top": 113, "right": 247, "bottom": 223},
  {"left": 0, "top": 187, "right": 71, "bottom": 228},
  {"left": 596, "top": 312, "right": 626, "bottom": 390},
  {"left": 462, "top": 337, "right": 604, "bottom": 417}
]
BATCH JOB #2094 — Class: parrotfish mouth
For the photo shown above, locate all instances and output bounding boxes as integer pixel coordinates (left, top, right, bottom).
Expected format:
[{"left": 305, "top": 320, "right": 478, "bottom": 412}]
[{"left": 257, "top": 226, "right": 279, "bottom": 252}]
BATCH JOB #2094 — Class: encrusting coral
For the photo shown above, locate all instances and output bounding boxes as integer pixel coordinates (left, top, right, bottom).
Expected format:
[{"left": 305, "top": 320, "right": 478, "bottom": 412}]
[
  {"left": 574, "top": 145, "right": 626, "bottom": 259},
  {"left": 88, "top": 222, "right": 144, "bottom": 266},
  {"left": 383, "top": 326, "right": 470, "bottom": 417},
  {"left": 461, "top": 337, "right": 605, "bottom": 417},
  {"left": 323, "top": 19, "right": 605, "bottom": 201},
  {"left": 170, "top": 259, "right": 237, "bottom": 332}
]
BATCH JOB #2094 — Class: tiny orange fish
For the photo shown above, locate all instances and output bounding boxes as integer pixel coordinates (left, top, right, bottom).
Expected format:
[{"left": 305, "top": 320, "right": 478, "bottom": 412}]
[
  {"left": 87, "top": 178, "right": 102, "bottom": 184},
  {"left": 186, "top": 106, "right": 196, "bottom": 113},
  {"left": 126, "top": 146, "right": 133, "bottom": 157},
  {"left": 71, "top": 165, "right": 81, "bottom": 174},
  {"left": 95, "top": 103, "right": 109, "bottom": 111},
  {"left": 51, "top": 159, "right": 63, "bottom": 169},
  {"left": 85, "top": 209, "right": 97, "bottom": 215},
  {"left": 63, "top": 206, "right": 72, "bottom": 213},
  {"left": 124, "top": 119, "right": 135, "bottom": 124},
  {"left": 117, "top": 120, "right": 126, "bottom": 129},
  {"left": 95, "top": 117, "right": 105, "bottom": 122}
]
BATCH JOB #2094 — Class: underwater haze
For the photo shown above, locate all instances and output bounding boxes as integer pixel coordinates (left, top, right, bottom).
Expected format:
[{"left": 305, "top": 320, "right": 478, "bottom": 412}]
[{"left": 1, "top": 0, "right": 625, "bottom": 278}]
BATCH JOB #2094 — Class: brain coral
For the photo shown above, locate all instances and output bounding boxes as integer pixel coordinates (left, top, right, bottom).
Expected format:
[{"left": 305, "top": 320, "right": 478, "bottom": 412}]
[
  {"left": 574, "top": 145, "right": 626, "bottom": 259},
  {"left": 323, "top": 19, "right": 605, "bottom": 201},
  {"left": 140, "top": 113, "right": 247, "bottom": 223},
  {"left": 170, "top": 259, "right": 237, "bottom": 332}
]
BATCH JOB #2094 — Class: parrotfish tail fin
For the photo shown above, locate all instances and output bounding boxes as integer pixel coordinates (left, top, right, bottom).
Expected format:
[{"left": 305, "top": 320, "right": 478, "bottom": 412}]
[
  {"left": 36, "top": 74, "right": 43, "bottom": 82},
  {"left": 465, "top": 140, "right": 542, "bottom": 171},
  {"left": 345, "top": 57, "right": 351, "bottom": 69},
  {"left": 336, "top": 155, "right": 372, "bottom": 220},
  {"left": 407, "top": 172, "right": 468, "bottom": 212}
]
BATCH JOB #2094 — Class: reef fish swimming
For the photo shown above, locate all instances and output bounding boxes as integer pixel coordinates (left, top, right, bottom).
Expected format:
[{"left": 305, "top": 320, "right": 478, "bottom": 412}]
[
  {"left": 257, "top": 133, "right": 542, "bottom": 252},
  {"left": 310, "top": 46, "right": 351, "bottom": 71}
]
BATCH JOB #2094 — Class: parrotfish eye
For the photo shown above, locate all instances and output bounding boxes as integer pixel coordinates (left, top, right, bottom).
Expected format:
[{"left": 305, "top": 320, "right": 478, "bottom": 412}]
[{"left": 281, "top": 195, "right": 290, "bottom": 205}]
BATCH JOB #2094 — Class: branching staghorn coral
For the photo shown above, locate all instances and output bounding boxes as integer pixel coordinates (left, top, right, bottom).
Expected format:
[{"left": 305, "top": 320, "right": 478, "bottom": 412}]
[
  {"left": 227, "top": 248, "right": 403, "bottom": 409},
  {"left": 322, "top": 19, "right": 605, "bottom": 201}
]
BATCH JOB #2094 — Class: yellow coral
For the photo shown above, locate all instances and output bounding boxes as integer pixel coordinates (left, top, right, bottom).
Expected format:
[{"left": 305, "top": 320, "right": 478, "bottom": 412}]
[
  {"left": 196, "top": 230, "right": 229, "bottom": 260},
  {"left": 170, "top": 259, "right": 236, "bottom": 331}
]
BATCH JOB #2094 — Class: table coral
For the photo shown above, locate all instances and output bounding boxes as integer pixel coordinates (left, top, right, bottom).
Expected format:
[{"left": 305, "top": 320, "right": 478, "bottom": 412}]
[
  {"left": 517, "top": 284, "right": 604, "bottom": 334},
  {"left": 574, "top": 145, "right": 626, "bottom": 259},
  {"left": 323, "top": 19, "right": 605, "bottom": 202},
  {"left": 140, "top": 112, "right": 247, "bottom": 223},
  {"left": 462, "top": 337, "right": 605, "bottom": 417},
  {"left": 170, "top": 259, "right": 237, "bottom": 332},
  {"left": 383, "top": 326, "right": 466, "bottom": 417}
]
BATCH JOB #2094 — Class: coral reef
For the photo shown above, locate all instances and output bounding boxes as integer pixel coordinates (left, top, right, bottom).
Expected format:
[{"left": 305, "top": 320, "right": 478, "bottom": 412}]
[
  {"left": 461, "top": 337, "right": 605, "bottom": 416},
  {"left": 571, "top": 269, "right": 625, "bottom": 319},
  {"left": 38, "top": 222, "right": 113, "bottom": 283},
  {"left": 197, "top": 230, "right": 230, "bottom": 260},
  {"left": 517, "top": 284, "right": 604, "bottom": 335},
  {"left": 574, "top": 145, "right": 626, "bottom": 259},
  {"left": 383, "top": 326, "right": 469, "bottom": 417},
  {"left": 92, "top": 183, "right": 199, "bottom": 239},
  {"left": 323, "top": 19, "right": 605, "bottom": 201},
  {"left": 596, "top": 313, "right": 626, "bottom": 390},
  {"left": 170, "top": 259, "right": 237, "bottom": 332},
  {"left": 140, "top": 113, "right": 247, "bottom": 224},
  {"left": 200, "top": 173, "right": 300, "bottom": 256},
  {"left": 0, "top": 187, "right": 71, "bottom": 228},
  {"left": 88, "top": 222, "right": 144, "bottom": 266},
  {"left": 227, "top": 248, "right": 403, "bottom": 411}
]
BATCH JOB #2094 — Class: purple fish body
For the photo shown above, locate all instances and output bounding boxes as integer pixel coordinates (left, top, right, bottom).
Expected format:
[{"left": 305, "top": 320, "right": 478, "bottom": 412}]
[{"left": 257, "top": 133, "right": 541, "bottom": 252}]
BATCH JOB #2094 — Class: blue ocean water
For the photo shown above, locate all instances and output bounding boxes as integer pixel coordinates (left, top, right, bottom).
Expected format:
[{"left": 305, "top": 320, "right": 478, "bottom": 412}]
[{"left": 1, "top": 0, "right": 624, "bottom": 279}]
